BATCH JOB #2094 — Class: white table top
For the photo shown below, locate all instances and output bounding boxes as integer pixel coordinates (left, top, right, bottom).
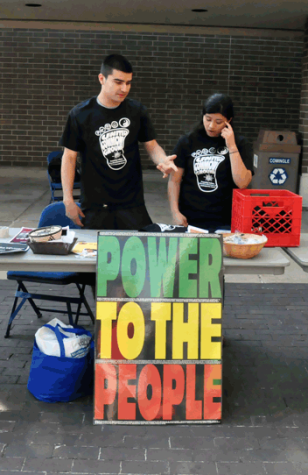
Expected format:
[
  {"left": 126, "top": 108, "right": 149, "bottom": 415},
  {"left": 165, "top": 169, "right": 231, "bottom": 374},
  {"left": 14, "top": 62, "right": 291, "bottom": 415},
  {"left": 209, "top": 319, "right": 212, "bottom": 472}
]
[
  {"left": 224, "top": 247, "right": 290, "bottom": 275},
  {"left": 0, "top": 228, "right": 290, "bottom": 275},
  {"left": 284, "top": 233, "right": 308, "bottom": 273}
]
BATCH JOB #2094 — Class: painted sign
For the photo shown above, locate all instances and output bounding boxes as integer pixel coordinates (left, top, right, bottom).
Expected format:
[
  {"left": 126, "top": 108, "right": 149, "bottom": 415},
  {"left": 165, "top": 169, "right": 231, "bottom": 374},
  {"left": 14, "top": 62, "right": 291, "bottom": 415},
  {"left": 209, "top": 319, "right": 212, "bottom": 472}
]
[
  {"left": 269, "top": 167, "right": 288, "bottom": 185},
  {"left": 94, "top": 232, "right": 223, "bottom": 424},
  {"left": 269, "top": 157, "right": 291, "bottom": 165}
]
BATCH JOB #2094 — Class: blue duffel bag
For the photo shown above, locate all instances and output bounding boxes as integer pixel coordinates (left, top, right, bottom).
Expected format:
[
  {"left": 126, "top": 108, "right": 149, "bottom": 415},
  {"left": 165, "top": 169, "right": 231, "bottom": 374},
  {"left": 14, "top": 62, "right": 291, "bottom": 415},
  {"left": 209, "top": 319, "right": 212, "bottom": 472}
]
[{"left": 27, "top": 325, "right": 94, "bottom": 403}]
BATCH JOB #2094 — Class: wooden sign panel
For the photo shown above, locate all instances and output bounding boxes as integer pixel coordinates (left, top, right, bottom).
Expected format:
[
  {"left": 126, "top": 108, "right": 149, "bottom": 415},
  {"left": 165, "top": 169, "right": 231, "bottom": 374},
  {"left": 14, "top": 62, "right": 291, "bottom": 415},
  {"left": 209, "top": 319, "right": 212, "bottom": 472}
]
[{"left": 94, "top": 232, "right": 223, "bottom": 424}]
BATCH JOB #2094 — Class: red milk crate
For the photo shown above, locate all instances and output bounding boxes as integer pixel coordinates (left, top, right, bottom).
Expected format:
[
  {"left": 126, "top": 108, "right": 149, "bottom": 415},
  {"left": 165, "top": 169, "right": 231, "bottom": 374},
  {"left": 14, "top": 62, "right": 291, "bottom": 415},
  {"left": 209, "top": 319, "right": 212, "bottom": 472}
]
[{"left": 231, "top": 189, "right": 302, "bottom": 247}]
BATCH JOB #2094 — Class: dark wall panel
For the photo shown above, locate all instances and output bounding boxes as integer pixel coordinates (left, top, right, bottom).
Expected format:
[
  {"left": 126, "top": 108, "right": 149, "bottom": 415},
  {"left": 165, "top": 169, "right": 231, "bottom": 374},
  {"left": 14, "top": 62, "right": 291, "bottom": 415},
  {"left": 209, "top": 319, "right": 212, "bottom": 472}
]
[
  {"left": 0, "top": 28, "right": 303, "bottom": 167},
  {"left": 299, "top": 23, "right": 308, "bottom": 173}
]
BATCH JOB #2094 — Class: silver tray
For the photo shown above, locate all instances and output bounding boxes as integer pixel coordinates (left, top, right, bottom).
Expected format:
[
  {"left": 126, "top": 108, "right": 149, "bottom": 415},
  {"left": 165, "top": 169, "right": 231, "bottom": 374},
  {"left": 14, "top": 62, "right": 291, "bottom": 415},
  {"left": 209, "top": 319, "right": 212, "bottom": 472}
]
[
  {"left": 0, "top": 242, "right": 29, "bottom": 254},
  {"left": 28, "top": 238, "right": 78, "bottom": 255}
]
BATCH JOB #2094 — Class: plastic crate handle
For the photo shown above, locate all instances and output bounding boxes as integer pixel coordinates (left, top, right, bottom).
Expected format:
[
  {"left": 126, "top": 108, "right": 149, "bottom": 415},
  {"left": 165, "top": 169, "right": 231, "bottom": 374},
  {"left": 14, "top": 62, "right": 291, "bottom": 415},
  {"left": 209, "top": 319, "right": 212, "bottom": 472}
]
[
  {"left": 260, "top": 207, "right": 285, "bottom": 217},
  {"left": 250, "top": 193, "right": 270, "bottom": 197}
]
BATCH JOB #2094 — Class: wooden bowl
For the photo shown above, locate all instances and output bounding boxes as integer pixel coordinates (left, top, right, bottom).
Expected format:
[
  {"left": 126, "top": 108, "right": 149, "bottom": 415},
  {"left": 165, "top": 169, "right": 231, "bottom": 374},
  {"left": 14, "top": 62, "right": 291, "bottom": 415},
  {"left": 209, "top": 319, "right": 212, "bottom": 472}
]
[
  {"left": 223, "top": 233, "right": 267, "bottom": 259},
  {"left": 28, "top": 225, "right": 62, "bottom": 243}
]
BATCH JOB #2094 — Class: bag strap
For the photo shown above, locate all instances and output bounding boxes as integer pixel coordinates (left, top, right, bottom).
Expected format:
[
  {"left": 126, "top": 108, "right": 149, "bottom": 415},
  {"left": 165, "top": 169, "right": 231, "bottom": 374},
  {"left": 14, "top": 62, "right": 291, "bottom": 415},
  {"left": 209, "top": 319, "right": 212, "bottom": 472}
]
[
  {"left": 44, "top": 324, "right": 66, "bottom": 357},
  {"left": 43, "top": 324, "right": 92, "bottom": 358},
  {"left": 53, "top": 326, "right": 92, "bottom": 338}
]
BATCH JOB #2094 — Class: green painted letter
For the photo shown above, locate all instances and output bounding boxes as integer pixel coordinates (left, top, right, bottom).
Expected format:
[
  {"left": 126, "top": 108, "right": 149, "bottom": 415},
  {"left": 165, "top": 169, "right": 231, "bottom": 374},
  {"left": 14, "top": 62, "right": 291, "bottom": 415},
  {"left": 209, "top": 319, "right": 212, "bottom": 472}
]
[
  {"left": 199, "top": 238, "right": 222, "bottom": 298},
  {"left": 179, "top": 238, "right": 198, "bottom": 298},
  {"left": 97, "top": 236, "right": 120, "bottom": 297},
  {"left": 148, "top": 237, "right": 177, "bottom": 298},
  {"left": 122, "top": 237, "right": 146, "bottom": 298}
]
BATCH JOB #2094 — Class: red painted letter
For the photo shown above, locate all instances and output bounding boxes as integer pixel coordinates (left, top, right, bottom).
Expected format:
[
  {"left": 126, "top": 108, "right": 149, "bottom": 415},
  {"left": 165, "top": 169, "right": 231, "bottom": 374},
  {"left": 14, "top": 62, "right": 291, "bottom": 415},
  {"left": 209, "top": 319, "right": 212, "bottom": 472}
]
[
  {"left": 163, "top": 364, "right": 185, "bottom": 420},
  {"left": 118, "top": 364, "right": 137, "bottom": 420},
  {"left": 203, "top": 365, "right": 222, "bottom": 421},
  {"left": 186, "top": 365, "right": 202, "bottom": 420},
  {"left": 94, "top": 363, "right": 117, "bottom": 420},
  {"left": 138, "top": 364, "right": 162, "bottom": 421}
]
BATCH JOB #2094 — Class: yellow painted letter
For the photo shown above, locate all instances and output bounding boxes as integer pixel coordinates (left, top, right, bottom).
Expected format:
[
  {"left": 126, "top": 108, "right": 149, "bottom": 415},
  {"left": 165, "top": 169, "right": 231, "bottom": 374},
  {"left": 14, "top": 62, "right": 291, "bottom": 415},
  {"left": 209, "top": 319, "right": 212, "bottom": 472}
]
[
  {"left": 151, "top": 303, "right": 171, "bottom": 359},
  {"left": 172, "top": 303, "right": 199, "bottom": 359},
  {"left": 117, "top": 302, "right": 145, "bottom": 359},
  {"left": 200, "top": 303, "right": 222, "bottom": 360},
  {"left": 96, "top": 302, "right": 117, "bottom": 359}
]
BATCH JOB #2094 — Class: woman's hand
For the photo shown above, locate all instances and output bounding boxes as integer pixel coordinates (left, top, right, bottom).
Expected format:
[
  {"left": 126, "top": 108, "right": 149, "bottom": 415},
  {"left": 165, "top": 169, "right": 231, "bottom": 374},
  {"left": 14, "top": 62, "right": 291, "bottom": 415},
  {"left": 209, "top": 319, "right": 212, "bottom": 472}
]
[
  {"left": 221, "top": 123, "right": 252, "bottom": 189},
  {"left": 173, "top": 211, "right": 188, "bottom": 227},
  {"left": 220, "top": 122, "right": 236, "bottom": 151}
]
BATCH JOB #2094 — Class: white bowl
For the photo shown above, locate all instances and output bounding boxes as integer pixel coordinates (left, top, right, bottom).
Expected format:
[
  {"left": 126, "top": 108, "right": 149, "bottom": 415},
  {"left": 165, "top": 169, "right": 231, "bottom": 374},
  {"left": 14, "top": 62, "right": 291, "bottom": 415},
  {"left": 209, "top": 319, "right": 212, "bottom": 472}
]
[{"left": 28, "top": 225, "right": 62, "bottom": 243}]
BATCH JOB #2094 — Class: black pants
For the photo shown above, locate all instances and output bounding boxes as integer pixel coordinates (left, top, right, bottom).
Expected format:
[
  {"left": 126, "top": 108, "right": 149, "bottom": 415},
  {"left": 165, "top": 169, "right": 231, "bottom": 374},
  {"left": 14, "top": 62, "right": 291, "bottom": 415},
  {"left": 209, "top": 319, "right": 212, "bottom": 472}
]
[{"left": 82, "top": 204, "right": 152, "bottom": 231}]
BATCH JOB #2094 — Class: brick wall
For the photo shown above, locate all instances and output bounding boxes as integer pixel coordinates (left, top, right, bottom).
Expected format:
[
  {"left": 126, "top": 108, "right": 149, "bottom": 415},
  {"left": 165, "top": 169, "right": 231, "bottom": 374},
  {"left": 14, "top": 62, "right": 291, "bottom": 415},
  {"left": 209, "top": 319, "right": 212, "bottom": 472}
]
[
  {"left": 0, "top": 27, "right": 303, "bottom": 168},
  {"left": 299, "top": 21, "right": 308, "bottom": 173}
]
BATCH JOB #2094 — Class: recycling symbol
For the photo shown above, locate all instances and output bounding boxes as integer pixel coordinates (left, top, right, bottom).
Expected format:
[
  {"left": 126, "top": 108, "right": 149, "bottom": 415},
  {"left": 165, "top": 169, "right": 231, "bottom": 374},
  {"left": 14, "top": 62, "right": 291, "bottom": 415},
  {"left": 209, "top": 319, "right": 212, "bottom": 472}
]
[{"left": 269, "top": 167, "right": 288, "bottom": 185}]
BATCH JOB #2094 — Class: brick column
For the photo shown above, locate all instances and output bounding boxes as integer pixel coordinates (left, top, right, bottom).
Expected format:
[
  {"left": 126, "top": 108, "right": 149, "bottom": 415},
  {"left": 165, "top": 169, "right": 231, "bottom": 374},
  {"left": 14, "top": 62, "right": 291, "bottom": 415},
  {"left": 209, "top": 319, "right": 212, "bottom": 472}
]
[{"left": 299, "top": 19, "right": 308, "bottom": 205}]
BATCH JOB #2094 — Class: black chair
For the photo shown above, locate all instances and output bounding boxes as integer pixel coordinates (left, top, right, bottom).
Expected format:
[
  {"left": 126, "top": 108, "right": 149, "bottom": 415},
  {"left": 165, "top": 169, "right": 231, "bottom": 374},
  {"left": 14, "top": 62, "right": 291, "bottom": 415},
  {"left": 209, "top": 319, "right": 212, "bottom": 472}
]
[
  {"left": 5, "top": 202, "right": 95, "bottom": 338},
  {"left": 47, "top": 151, "right": 81, "bottom": 203}
]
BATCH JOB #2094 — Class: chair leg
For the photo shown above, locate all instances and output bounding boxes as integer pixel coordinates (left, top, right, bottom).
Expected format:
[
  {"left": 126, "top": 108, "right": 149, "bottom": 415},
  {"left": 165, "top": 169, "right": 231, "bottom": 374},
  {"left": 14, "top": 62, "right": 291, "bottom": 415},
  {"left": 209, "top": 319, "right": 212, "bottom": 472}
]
[
  {"left": 75, "top": 283, "right": 95, "bottom": 325},
  {"left": 74, "top": 283, "right": 85, "bottom": 325},
  {"left": 5, "top": 281, "right": 44, "bottom": 338},
  {"left": 5, "top": 297, "right": 29, "bottom": 338},
  {"left": 5, "top": 283, "right": 27, "bottom": 338},
  {"left": 74, "top": 298, "right": 83, "bottom": 326},
  {"left": 19, "top": 282, "right": 42, "bottom": 319},
  {"left": 66, "top": 302, "right": 74, "bottom": 326}
]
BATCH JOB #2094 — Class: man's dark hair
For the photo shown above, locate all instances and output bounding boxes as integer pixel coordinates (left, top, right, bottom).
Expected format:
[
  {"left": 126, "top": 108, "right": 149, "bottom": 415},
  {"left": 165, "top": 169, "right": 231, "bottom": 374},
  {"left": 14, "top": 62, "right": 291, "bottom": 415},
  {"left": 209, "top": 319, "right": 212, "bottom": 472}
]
[{"left": 100, "top": 54, "right": 133, "bottom": 78}]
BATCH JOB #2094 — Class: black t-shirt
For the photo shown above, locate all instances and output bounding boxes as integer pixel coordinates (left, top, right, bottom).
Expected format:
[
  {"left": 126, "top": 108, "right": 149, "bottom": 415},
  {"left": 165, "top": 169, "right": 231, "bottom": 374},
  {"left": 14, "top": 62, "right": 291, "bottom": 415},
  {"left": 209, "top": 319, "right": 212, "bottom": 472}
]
[
  {"left": 59, "top": 97, "right": 156, "bottom": 210},
  {"left": 173, "top": 131, "right": 254, "bottom": 226}
]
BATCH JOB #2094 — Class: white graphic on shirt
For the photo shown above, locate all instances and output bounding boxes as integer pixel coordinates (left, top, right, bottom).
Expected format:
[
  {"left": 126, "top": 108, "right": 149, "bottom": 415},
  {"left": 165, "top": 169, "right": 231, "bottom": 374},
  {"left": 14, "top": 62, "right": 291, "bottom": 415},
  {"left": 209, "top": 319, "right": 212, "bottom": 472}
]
[
  {"left": 192, "top": 147, "right": 227, "bottom": 192},
  {"left": 95, "top": 118, "right": 131, "bottom": 170},
  {"left": 156, "top": 223, "right": 184, "bottom": 232}
]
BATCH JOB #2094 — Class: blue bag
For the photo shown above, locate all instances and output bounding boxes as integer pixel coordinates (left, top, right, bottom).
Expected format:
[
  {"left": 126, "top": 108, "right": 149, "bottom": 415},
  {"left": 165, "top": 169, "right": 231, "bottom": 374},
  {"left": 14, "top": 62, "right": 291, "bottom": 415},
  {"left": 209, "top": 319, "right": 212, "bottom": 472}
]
[{"left": 27, "top": 324, "right": 94, "bottom": 403}]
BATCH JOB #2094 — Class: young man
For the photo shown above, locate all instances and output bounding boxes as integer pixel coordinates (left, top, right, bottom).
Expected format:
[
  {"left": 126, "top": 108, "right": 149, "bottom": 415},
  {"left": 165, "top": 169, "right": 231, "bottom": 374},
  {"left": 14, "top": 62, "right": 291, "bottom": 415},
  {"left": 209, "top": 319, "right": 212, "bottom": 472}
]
[{"left": 60, "top": 54, "right": 177, "bottom": 229}]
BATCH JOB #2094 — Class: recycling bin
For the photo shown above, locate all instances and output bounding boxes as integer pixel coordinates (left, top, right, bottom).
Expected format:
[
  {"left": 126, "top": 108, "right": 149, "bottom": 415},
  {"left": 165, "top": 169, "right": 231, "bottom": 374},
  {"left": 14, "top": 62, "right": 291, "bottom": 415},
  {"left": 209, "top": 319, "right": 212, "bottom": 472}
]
[{"left": 250, "top": 130, "right": 301, "bottom": 192}]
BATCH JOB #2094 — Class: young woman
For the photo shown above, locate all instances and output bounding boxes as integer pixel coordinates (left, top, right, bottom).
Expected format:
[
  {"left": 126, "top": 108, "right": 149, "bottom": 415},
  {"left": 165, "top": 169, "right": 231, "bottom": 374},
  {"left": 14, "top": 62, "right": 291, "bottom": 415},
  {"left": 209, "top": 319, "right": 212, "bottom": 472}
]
[{"left": 168, "top": 93, "right": 253, "bottom": 232}]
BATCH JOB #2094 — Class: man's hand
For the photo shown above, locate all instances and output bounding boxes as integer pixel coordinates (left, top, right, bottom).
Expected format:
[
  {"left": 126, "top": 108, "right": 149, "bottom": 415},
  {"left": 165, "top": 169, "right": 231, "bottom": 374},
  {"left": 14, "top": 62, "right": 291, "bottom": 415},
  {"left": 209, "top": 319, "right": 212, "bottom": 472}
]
[
  {"left": 64, "top": 200, "right": 85, "bottom": 227},
  {"left": 157, "top": 155, "right": 178, "bottom": 178},
  {"left": 173, "top": 211, "right": 188, "bottom": 227}
]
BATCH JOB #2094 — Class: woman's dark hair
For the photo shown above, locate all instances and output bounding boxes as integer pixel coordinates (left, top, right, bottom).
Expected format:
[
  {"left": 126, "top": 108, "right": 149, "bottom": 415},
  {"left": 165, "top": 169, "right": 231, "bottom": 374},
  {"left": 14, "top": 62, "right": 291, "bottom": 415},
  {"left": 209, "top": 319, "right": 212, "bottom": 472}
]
[
  {"left": 191, "top": 93, "right": 234, "bottom": 136},
  {"left": 203, "top": 93, "right": 234, "bottom": 120}
]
